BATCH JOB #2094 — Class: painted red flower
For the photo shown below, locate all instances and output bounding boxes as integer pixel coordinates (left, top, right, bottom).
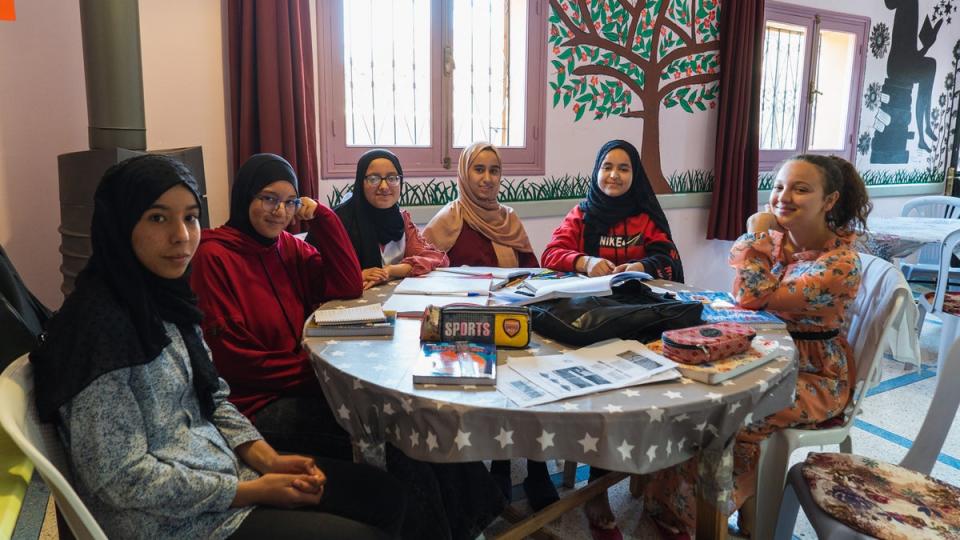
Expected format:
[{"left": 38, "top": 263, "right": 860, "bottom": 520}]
[{"left": 553, "top": 46, "right": 560, "bottom": 55}]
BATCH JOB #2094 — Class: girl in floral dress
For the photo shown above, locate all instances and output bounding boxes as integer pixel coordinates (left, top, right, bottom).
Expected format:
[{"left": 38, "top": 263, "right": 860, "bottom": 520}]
[{"left": 645, "top": 154, "right": 873, "bottom": 538}]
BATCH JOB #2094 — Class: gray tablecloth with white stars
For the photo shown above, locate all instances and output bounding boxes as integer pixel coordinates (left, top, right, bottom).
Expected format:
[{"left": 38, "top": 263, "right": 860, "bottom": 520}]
[{"left": 306, "top": 280, "right": 798, "bottom": 505}]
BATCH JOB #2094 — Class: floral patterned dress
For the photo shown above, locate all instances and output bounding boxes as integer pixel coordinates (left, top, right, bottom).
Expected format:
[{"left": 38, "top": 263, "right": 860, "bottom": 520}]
[{"left": 644, "top": 230, "right": 862, "bottom": 533}]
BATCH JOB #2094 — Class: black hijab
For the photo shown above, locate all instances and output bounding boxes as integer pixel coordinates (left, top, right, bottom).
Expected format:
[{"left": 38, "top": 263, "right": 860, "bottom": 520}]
[
  {"left": 32, "top": 154, "right": 219, "bottom": 422},
  {"left": 331, "top": 149, "right": 405, "bottom": 269},
  {"left": 226, "top": 153, "right": 300, "bottom": 245},
  {"left": 579, "top": 139, "right": 674, "bottom": 257}
]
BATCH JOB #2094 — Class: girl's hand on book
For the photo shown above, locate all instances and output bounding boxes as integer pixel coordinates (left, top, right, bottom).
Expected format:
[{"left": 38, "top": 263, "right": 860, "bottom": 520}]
[
  {"left": 613, "top": 262, "right": 644, "bottom": 274},
  {"left": 586, "top": 257, "right": 615, "bottom": 277}
]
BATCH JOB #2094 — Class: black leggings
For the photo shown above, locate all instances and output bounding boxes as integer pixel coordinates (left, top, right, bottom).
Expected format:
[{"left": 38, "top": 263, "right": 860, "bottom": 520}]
[
  {"left": 253, "top": 396, "right": 354, "bottom": 461},
  {"left": 229, "top": 456, "right": 406, "bottom": 540}
]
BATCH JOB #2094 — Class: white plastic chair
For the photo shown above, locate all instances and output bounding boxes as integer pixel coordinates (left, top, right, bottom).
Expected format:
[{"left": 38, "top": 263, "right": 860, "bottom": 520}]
[
  {"left": 0, "top": 355, "right": 108, "bottom": 540},
  {"left": 917, "top": 227, "right": 960, "bottom": 375},
  {"left": 899, "top": 195, "right": 960, "bottom": 282},
  {"left": 773, "top": 336, "right": 960, "bottom": 539},
  {"left": 749, "top": 253, "right": 916, "bottom": 540}
]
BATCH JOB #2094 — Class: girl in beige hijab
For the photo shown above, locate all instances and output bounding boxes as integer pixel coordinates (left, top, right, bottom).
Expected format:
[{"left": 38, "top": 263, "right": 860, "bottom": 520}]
[
  {"left": 423, "top": 142, "right": 537, "bottom": 268},
  {"left": 424, "top": 142, "right": 557, "bottom": 510}
]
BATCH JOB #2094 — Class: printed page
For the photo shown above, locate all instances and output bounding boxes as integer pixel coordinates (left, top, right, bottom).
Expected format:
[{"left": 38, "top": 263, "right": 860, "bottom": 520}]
[
  {"left": 382, "top": 294, "right": 488, "bottom": 317},
  {"left": 393, "top": 276, "right": 492, "bottom": 296},
  {"left": 497, "top": 365, "right": 559, "bottom": 407},
  {"left": 561, "top": 339, "right": 678, "bottom": 382}
]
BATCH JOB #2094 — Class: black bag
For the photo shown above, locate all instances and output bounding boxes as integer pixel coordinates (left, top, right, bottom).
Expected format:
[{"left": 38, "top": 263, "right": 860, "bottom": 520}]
[
  {"left": 530, "top": 279, "right": 704, "bottom": 346},
  {"left": 0, "top": 245, "right": 51, "bottom": 370}
]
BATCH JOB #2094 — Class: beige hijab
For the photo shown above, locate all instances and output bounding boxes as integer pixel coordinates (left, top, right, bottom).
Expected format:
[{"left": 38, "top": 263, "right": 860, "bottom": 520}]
[{"left": 423, "top": 142, "right": 534, "bottom": 267}]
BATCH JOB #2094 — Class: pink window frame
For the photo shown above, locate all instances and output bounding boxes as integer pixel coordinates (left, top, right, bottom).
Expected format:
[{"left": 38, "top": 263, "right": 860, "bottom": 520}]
[
  {"left": 316, "top": 0, "right": 547, "bottom": 179},
  {"left": 759, "top": 2, "right": 869, "bottom": 172}
]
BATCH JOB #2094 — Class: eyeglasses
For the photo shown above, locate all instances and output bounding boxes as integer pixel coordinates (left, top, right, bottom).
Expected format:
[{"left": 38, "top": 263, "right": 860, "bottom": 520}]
[
  {"left": 363, "top": 174, "right": 402, "bottom": 186},
  {"left": 256, "top": 194, "right": 302, "bottom": 213}
]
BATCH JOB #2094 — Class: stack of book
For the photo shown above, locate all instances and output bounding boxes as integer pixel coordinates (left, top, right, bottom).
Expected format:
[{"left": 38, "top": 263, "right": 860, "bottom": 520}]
[{"left": 305, "top": 303, "right": 395, "bottom": 337}]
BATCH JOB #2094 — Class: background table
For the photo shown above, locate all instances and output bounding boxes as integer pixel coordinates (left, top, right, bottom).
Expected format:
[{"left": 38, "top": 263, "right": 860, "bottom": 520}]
[
  {"left": 858, "top": 216, "right": 960, "bottom": 262},
  {"left": 306, "top": 280, "right": 799, "bottom": 538}
]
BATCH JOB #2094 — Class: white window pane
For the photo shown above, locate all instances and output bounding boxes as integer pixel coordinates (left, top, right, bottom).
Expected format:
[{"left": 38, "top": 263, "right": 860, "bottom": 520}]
[
  {"left": 808, "top": 29, "right": 856, "bottom": 150},
  {"left": 452, "top": 0, "right": 527, "bottom": 148},
  {"left": 759, "top": 21, "right": 806, "bottom": 151},
  {"left": 343, "top": 0, "right": 431, "bottom": 146}
]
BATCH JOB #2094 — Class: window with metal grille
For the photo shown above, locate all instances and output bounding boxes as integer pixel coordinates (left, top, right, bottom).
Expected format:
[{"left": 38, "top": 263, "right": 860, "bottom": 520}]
[
  {"left": 317, "top": 0, "right": 547, "bottom": 178},
  {"left": 759, "top": 2, "right": 868, "bottom": 171}
]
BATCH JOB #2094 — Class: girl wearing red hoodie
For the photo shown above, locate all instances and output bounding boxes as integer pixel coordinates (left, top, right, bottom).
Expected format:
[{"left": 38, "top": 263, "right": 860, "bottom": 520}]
[
  {"left": 191, "top": 153, "right": 363, "bottom": 459},
  {"left": 193, "top": 154, "right": 504, "bottom": 539}
]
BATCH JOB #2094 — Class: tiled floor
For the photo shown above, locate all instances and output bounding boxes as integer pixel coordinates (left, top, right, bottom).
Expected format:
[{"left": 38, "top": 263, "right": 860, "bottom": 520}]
[{"left": 18, "top": 310, "right": 959, "bottom": 540}]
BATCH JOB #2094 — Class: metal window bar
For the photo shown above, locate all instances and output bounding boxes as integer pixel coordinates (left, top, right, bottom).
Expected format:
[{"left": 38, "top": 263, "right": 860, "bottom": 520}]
[{"left": 760, "top": 23, "right": 804, "bottom": 150}]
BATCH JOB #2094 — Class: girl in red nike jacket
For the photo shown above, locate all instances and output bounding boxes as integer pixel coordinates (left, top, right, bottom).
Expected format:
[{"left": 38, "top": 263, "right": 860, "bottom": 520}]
[{"left": 542, "top": 139, "right": 684, "bottom": 282}]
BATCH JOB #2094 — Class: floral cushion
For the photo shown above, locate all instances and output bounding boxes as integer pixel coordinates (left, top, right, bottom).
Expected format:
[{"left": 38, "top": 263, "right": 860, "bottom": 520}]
[
  {"left": 802, "top": 452, "right": 960, "bottom": 539},
  {"left": 924, "top": 291, "right": 960, "bottom": 316}
]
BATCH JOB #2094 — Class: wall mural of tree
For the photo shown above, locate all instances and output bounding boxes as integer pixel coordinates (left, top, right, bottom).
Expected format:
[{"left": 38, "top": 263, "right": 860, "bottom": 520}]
[{"left": 547, "top": 0, "right": 720, "bottom": 193}]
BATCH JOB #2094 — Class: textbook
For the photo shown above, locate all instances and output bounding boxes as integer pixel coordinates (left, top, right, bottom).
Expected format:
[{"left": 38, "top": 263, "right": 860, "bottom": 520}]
[
  {"left": 312, "top": 303, "right": 387, "bottom": 325},
  {"left": 646, "top": 338, "right": 782, "bottom": 384},
  {"left": 675, "top": 291, "right": 785, "bottom": 328},
  {"left": 304, "top": 317, "right": 395, "bottom": 337},
  {"left": 306, "top": 303, "right": 394, "bottom": 337},
  {"left": 412, "top": 341, "right": 497, "bottom": 386}
]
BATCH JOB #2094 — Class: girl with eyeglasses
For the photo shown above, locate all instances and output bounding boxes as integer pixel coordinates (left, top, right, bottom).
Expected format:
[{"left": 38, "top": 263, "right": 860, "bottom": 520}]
[
  {"left": 32, "top": 155, "right": 405, "bottom": 540},
  {"left": 325, "top": 149, "right": 448, "bottom": 289},
  {"left": 190, "top": 153, "right": 362, "bottom": 461}
]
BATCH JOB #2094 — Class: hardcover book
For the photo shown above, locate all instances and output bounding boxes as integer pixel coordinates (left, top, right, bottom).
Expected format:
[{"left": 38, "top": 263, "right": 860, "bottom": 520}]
[
  {"left": 647, "top": 338, "right": 782, "bottom": 384},
  {"left": 412, "top": 341, "right": 497, "bottom": 386},
  {"left": 675, "top": 291, "right": 785, "bottom": 328}
]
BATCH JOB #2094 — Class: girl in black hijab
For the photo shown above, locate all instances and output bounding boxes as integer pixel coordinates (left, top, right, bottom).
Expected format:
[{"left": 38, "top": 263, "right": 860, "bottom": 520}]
[
  {"left": 542, "top": 139, "right": 684, "bottom": 282},
  {"left": 32, "top": 154, "right": 405, "bottom": 540},
  {"left": 324, "top": 149, "right": 447, "bottom": 289}
]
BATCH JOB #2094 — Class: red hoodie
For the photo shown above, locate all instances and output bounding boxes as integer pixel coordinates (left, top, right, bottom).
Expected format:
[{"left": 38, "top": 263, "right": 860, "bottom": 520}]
[{"left": 190, "top": 206, "right": 362, "bottom": 417}]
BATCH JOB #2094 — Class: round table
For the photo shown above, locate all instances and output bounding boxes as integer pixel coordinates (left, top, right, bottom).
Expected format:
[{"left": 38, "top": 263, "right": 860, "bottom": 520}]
[{"left": 306, "top": 280, "right": 799, "bottom": 538}]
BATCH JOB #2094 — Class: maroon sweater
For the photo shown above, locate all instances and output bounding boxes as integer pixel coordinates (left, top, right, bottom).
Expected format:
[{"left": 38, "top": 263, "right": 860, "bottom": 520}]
[
  {"left": 190, "top": 206, "right": 362, "bottom": 417},
  {"left": 445, "top": 222, "right": 539, "bottom": 268}
]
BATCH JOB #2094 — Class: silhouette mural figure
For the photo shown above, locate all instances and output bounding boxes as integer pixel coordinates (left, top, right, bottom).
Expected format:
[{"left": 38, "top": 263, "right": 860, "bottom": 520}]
[{"left": 872, "top": 0, "right": 942, "bottom": 163}]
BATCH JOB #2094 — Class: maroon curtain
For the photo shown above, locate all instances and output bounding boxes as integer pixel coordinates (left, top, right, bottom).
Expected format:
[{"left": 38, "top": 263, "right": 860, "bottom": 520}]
[
  {"left": 228, "top": 0, "right": 319, "bottom": 215},
  {"left": 706, "top": 0, "right": 764, "bottom": 240}
]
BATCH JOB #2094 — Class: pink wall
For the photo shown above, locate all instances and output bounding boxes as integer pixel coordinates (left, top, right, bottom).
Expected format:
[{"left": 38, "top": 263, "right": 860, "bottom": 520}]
[
  {"left": 0, "top": 0, "right": 230, "bottom": 308},
  {"left": 0, "top": 0, "right": 87, "bottom": 308}
]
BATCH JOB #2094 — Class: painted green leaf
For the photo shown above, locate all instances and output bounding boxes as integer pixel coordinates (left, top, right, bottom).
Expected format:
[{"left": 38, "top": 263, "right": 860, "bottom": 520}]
[
  {"left": 679, "top": 99, "right": 693, "bottom": 113},
  {"left": 558, "top": 48, "right": 572, "bottom": 60},
  {"left": 575, "top": 105, "right": 586, "bottom": 121},
  {"left": 550, "top": 81, "right": 558, "bottom": 90},
  {"left": 694, "top": 100, "right": 706, "bottom": 111},
  {"left": 551, "top": 60, "right": 564, "bottom": 71},
  {"left": 563, "top": 91, "right": 572, "bottom": 107},
  {"left": 576, "top": 93, "right": 593, "bottom": 103},
  {"left": 553, "top": 91, "right": 561, "bottom": 107},
  {"left": 558, "top": 71, "right": 566, "bottom": 86}
]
